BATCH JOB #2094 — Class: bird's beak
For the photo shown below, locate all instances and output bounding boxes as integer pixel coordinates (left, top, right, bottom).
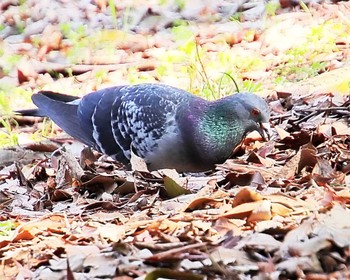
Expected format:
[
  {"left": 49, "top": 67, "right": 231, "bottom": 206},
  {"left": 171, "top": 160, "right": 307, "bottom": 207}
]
[{"left": 258, "top": 122, "right": 271, "bottom": 141}]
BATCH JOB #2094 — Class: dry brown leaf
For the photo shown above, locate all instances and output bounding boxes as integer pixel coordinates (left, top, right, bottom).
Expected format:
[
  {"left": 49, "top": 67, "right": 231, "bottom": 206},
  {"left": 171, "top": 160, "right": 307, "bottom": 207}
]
[
  {"left": 275, "top": 126, "right": 291, "bottom": 140},
  {"left": 13, "top": 215, "right": 66, "bottom": 241},
  {"left": 317, "top": 123, "right": 333, "bottom": 138},
  {"left": 130, "top": 149, "right": 149, "bottom": 172},
  {"left": 254, "top": 220, "right": 284, "bottom": 232},
  {"left": 247, "top": 200, "right": 272, "bottom": 222},
  {"left": 276, "top": 256, "right": 322, "bottom": 274},
  {"left": 332, "top": 121, "right": 350, "bottom": 135},
  {"left": 232, "top": 188, "right": 263, "bottom": 207},
  {"left": 218, "top": 161, "right": 278, "bottom": 180},
  {"left": 270, "top": 202, "right": 293, "bottom": 216},
  {"left": 263, "top": 194, "right": 312, "bottom": 213},
  {"left": 145, "top": 243, "right": 206, "bottom": 262},
  {"left": 298, "top": 143, "right": 318, "bottom": 173},
  {"left": 289, "top": 237, "right": 332, "bottom": 256},
  {"left": 160, "top": 169, "right": 191, "bottom": 198},
  {"left": 237, "top": 233, "right": 282, "bottom": 252},
  {"left": 145, "top": 268, "right": 205, "bottom": 280},
  {"left": 95, "top": 223, "right": 126, "bottom": 242},
  {"left": 185, "top": 197, "right": 221, "bottom": 211},
  {"left": 220, "top": 201, "right": 263, "bottom": 219},
  {"left": 213, "top": 218, "right": 243, "bottom": 235},
  {"left": 277, "top": 151, "right": 299, "bottom": 179},
  {"left": 210, "top": 246, "right": 252, "bottom": 266},
  {"left": 247, "top": 152, "right": 275, "bottom": 168}
]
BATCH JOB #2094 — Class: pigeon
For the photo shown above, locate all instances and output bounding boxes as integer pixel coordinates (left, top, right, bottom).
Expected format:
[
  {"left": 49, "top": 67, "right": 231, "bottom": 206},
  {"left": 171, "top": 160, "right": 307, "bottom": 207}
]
[{"left": 20, "top": 83, "right": 270, "bottom": 172}]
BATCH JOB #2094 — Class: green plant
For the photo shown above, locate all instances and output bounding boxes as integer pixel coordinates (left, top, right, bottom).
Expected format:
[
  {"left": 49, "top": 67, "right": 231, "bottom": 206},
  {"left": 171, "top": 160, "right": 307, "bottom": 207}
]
[
  {"left": 31, "top": 118, "right": 55, "bottom": 141},
  {"left": 1, "top": 54, "right": 22, "bottom": 75},
  {"left": 218, "top": 72, "right": 240, "bottom": 94},
  {"left": 299, "top": 0, "right": 311, "bottom": 14},
  {"left": 95, "top": 69, "right": 109, "bottom": 85},
  {"left": 126, "top": 67, "right": 156, "bottom": 84},
  {"left": 0, "top": 90, "right": 10, "bottom": 114},
  {"left": 122, "top": 3, "right": 131, "bottom": 31},
  {"left": 270, "top": 19, "right": 346, "bottom": 82},
  {"left": 108, "top": 0, "right": 117, "bottom": 28},
  {"left": 265, "top": 2, "right": 280, "bottom": 16},
  {"left": 0, "top": 220, "right": 15, "bottom": 236},
  {"left": 0, "top": 86, "right": 32, "bottom": 114},
  {"left": 241, "top": 80, "right": 262, "bottom": 92},
  {"left": 175, "top": 0, "right": 185, "bottom": 11},
  {"left": 59, "top": 24, "right": 120, "bottom": 64},
  {"left": 0, "top": 117, "right": 19, "bottom": 147},
  {"left": 60, "top": 23, "right": 87, "bottom": 41},
  {"left": 172, "top": 19, "right": 188, "bottom": 27},
  {"left": 155, "top": 23, "right": 267, "bottom": 99},
  {"left": 230, "top": 13, "right": 243, "bottom": 23},
  {"left": 172, "top": 25, "right": 194, "bottom": 45},
  {"left": 15, "top": 20, "right": 25, "bottom": 34}
]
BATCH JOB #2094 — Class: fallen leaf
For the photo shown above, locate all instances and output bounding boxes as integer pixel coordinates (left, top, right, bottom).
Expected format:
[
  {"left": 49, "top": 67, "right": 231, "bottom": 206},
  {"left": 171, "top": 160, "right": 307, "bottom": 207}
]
[
  {"left": 247, "top": 200, "right": 272, "bottom": 222},
  {"left": 145, "top": 268, "right": 205, "bottom": 280},
  {"left": 161, "top": 169, "right": 191, "bottom": 198}
]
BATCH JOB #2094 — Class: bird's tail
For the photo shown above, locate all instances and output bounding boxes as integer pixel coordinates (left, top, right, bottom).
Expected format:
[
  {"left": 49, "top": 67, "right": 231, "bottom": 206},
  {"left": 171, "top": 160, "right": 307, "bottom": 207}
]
[
  {"left": 15, "top": 108, "right": 44, "bottom": 117},
  {"left": 17, "top": 91, "right": 96, "bottom": 148},
  {"left": 16, "top": 91, "right": 80, "bottom": 117}
]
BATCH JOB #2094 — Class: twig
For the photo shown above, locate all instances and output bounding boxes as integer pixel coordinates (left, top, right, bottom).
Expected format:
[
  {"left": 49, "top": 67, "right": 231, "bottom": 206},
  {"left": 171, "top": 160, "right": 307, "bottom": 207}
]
[{"left": 302, "top": 106, "right": 350, "bottom": 112}]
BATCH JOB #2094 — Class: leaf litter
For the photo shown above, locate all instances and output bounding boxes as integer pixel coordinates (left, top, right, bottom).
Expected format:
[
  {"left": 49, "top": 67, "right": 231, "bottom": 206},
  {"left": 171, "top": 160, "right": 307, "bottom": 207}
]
[
  {"left": 1, "top": 1, "right": 350, "bottom": 280},
  {"left": 1, "top": 87, "right": 349, "bottom": 279}
]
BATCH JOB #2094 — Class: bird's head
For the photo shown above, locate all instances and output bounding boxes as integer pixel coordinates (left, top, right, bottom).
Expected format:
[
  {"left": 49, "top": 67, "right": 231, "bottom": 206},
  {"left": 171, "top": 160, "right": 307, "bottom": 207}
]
[{"left": 224, "top": 92, "right": 270, "bottom": 140}]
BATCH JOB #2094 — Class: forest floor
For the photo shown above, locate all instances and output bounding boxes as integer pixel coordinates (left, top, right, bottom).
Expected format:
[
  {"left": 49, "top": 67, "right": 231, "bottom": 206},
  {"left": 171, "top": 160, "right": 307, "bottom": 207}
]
[{"left": 0, "top": 1, "right": 350, "bottom": 279}]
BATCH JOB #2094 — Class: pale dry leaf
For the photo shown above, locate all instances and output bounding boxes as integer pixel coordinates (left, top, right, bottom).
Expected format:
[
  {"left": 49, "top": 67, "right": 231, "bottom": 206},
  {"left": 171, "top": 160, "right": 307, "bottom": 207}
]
[
  {"left": 332, "top": 120, "right": 350, "bottom": 135},
  {"left": 237, "top": 233, "right": 282, "bottom": 252},
  {"left": 82, "top": 254, "right": 121, "bottom": 278},
  {"left": 213, "top": 218, "right": 243, "bottom": 235},
  {"left": 185, "top": 197, "right": 221, "bottom": 211},
  {"left": 232, "top": 188, "right": 263, "bottom": 207},
  {"left": 277, "top": 150, "right": 300, "bottom": 179},
  {"left": 276, "top": 256, "right": 323, "bottom": 274},
  {"left": 95, "top": 223, "right": 126, "bottom": 242},
  {"left": 130, "top": 148, "right": 149, "bottom": 172},
  {"left": 220, "top": 201, "right": 263, "bottom": 219},
  {"left": 210, "top": 247, "right": 253, "bottom": 266},
  {"left": 254, "top": 220, "right": 284, "bottom": 232},
  {"left": 275, "top": 126, "right": 290, "bottom": 140},
  {"left": 289, "top": 237, "right": 332, "bottom": 256},
  {"left": 247, "top": 200, "right": 272, "bottom": 222}
]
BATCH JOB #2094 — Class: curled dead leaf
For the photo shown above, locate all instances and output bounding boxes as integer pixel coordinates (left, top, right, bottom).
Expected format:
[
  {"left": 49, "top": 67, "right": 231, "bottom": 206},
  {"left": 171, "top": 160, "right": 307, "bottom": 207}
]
[{"left": 247, "top": 200, "right": 272, "bottom": 222}]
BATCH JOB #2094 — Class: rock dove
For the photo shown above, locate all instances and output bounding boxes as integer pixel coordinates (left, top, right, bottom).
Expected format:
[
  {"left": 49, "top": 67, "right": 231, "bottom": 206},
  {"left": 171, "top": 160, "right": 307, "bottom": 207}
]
[{"left": 22, "top": 83, "right": 270, "bottom": 172}]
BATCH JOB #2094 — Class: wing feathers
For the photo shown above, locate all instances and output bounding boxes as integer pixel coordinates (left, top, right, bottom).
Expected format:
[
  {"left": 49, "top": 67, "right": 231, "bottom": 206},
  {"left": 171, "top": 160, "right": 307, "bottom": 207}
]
[{"left": 91, "top": 90, "right": 125, "bottom": 162}]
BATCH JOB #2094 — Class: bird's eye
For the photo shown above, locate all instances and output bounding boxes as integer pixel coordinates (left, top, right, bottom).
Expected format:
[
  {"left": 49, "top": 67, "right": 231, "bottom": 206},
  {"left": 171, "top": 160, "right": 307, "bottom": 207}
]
[{"left": 251, "top": 108, "right": 260, "bottom": 117}]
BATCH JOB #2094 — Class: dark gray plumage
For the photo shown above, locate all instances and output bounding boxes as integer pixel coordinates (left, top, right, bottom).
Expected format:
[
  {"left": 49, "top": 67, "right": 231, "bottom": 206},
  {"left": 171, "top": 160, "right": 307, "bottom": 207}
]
[{"left": 22, "top": 83, "right": 270, "bottom": 172}]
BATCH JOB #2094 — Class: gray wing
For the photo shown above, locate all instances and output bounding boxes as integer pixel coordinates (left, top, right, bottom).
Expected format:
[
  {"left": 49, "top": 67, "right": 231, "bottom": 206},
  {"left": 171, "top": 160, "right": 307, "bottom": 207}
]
[{"left": 110, "top": 84, "right": 192, "bottom": 162}]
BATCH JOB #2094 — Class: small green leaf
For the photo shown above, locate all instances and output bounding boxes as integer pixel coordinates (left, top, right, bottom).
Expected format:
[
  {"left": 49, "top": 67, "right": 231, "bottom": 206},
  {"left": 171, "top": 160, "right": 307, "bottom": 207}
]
[
  {"left": 145, "top": 268, "right": 205, "bottom": 280},
  {"left": 163, "top": 175, "right": 191, "bottom": 198},
  {"left": 0, "top": 220, "right": 15, "bottom": 236}
]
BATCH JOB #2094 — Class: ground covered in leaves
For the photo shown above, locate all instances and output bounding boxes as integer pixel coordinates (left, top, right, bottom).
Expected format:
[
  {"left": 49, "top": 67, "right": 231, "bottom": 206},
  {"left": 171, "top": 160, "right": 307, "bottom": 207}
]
[{"left": 1, "top": 1, "right": 350, "bottom": 279}]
